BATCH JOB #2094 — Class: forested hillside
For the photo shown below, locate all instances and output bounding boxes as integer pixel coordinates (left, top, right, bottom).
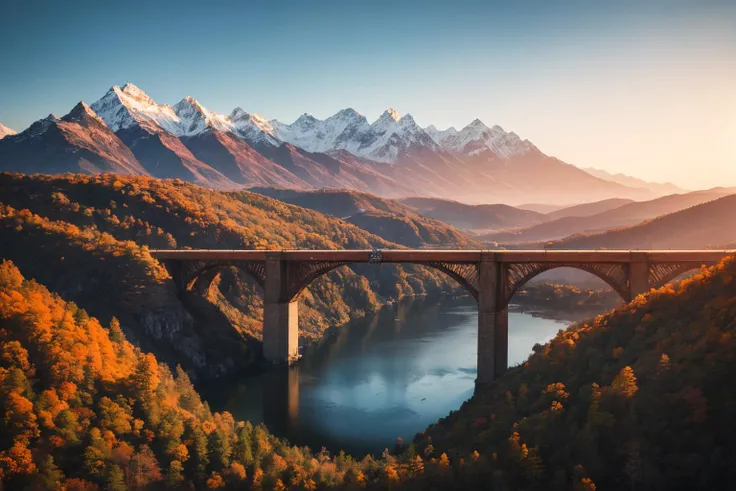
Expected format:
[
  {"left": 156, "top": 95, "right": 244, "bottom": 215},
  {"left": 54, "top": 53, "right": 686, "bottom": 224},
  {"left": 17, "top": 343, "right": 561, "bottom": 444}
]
[
  {"left": 0, "top": 173, "right": 455, "bottom": 379},
  {"left": 251, "top": 187, "right": 480, "bottom": 248},
  {"left": 416, "top": 255, "right": 736, "bottom": 489},
  {"left": 0, "top": 260, "right": 465, "bottom": 489}
]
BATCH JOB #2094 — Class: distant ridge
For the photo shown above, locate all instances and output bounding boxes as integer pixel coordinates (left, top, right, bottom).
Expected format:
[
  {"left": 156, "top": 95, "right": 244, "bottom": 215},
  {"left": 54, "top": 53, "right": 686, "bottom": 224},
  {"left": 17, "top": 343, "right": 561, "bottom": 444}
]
[
  {"left": 546, "top": 193, "right": 736, "bottom": 249},
  {"left": 483, "top": 188, "right": 736, "bottom": 244},
  {"left": 583, "top": 167, "right": 685, "bottom": 195}
]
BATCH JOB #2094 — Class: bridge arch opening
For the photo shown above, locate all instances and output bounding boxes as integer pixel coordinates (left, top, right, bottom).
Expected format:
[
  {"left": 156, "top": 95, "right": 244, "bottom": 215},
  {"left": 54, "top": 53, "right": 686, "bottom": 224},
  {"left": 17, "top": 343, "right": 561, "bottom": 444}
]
[
  {"left": 650, "top": 265, "right": 703, "bottom": 290},
  {"left": 285, "top": 262, "right": 478, "bottom": 303},
  {"left": 183, "top": 262, "right": 266, "bottom": 294},
  {"left": 502, "top": 264, "right": 630, "bottom": 309}
]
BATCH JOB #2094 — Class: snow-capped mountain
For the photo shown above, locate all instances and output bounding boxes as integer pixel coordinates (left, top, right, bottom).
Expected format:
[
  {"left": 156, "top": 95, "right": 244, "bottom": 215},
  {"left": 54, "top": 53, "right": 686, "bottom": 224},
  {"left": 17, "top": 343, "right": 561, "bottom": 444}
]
[
  {"left": 425, "top": 119, "right": 536, "bottom": 157},
  {"left": 0, "top": 123, "right": 16, "bottom": 139},
  {"left": 91, "top": 83, "right": 280, "bottom": 148},
  {"left": 228, "top": 108, "right": 280, "bottom": 147},
  {"left": 0, "top": 81, "right": 670, "bottom": 204},
  {"left": 271, "top": 108, "right": 440, "bottom": 163},
  {"left": 173, "top": 96, "right": 231, "bottom": 135},
  {"left": 270, "top": 108, "right": 371, "bottom": 154},
  {"left": 91, "top": 83, "right": 181, "bottom": 134}
]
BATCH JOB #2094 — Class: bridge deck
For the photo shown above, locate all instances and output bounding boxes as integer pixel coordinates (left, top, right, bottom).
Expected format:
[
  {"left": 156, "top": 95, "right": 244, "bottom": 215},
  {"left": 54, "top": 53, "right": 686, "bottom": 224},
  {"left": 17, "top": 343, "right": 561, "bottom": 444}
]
[{"left": 149, "top": 249, "right": 735, "bottom": 263}]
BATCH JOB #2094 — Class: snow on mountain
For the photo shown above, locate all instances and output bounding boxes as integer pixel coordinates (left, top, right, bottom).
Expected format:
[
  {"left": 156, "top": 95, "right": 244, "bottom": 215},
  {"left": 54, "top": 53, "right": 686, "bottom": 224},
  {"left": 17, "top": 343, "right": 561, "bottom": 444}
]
[
  {"left": 0, "top": 123, "right": 16, "bottom": 139},
  {"left": 91, "top": 83, "right": 181, "bottom": 134},
  {"left": 91, "top": 83, "right": 281, "bottom": 148},
  {"left": 172, "top": 97, "right": 280, "bottom": 146},
  {"left": 271, "top": 107, "right": 439, "bottom": 163},
  {"left": 173, "top": 96, "right": 232, "bottom": 135},
  {"left": 271, "top": 108, "right": 371, "bottom": 154},
  {"left": 424, "top": 125, "right": 457, "bottom": 145},
  {"left": 89, "top": 83, "right": 532, "bottom": 164},
  {"left": 360, "top": 110, "right": 440, "bottom": 162},
  {"left": 228, "top": 108, "right": 281, "bottom": 146},
  {"left": 425, "top": 119, "right": 536, "bottom": 157}
]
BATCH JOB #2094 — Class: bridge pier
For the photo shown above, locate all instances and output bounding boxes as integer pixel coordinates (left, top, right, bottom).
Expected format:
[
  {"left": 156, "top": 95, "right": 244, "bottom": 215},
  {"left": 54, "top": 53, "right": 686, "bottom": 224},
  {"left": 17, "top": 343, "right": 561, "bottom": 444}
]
[
  {"left": 628, "top": 253, "right": 650, "bottom": 300},
  {"left": 263, "top": 254, "right": 300, "bottom": 365},
  {"left": 477, "top": 254, "right": 507, "bottom": 386}
]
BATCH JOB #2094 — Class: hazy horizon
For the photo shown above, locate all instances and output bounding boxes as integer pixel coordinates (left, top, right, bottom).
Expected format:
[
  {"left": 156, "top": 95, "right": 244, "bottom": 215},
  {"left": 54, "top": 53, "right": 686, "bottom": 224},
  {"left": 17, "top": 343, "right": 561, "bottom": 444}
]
[{"left": 1, "top": 0, "right": 734, "bottom": 189}]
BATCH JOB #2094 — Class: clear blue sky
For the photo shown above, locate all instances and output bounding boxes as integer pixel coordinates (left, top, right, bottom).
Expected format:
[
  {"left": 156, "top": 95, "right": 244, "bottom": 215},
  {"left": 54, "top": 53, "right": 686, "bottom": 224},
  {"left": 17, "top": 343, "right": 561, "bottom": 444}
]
[{"left": 1, "top": 0, "right": 734, "bottom": 188}]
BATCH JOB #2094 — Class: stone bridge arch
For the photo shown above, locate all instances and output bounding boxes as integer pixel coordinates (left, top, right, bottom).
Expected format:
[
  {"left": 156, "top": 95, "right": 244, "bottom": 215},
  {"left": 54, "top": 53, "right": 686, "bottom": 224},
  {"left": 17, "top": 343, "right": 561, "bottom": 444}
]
[
  {"left": 502, "top": 262, "right": 631, "bottom": 307},
  {"left": 165, "top": 259, "right": 266, "bottom": 294},
  {"left": 283, "top": 260, "right": 480, "bottom": 302},
  {"left": 648, "top": 263, "right": 704, "bottom": 290}
]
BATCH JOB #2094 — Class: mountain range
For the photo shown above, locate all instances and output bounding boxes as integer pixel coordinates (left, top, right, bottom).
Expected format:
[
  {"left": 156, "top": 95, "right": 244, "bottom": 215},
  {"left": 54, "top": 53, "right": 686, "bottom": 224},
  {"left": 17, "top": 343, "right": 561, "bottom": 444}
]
[{"left": 0, "top": 82, "right": 677, "bottom": 204}]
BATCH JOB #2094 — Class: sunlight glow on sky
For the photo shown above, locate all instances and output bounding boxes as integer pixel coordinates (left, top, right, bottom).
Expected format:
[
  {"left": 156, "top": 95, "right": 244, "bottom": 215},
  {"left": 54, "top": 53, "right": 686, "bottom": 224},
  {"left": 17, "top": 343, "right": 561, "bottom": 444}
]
[{"left": 0, "top": 0, "right": 734, "bottom": 189}]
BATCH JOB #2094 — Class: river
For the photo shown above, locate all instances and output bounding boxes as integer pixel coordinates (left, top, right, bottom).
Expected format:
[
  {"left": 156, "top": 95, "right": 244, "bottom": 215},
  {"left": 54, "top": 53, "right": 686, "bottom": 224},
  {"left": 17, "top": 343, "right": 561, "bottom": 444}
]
[{"left": 201, "top": 297, "right": 576, "bottom": 456}]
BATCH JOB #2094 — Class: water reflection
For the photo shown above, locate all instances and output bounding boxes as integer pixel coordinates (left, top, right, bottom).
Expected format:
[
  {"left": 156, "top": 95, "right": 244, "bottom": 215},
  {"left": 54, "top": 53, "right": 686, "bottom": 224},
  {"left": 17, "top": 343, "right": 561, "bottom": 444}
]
[{"left": 203, "top": 298, "right": 568, "bottom": 456}]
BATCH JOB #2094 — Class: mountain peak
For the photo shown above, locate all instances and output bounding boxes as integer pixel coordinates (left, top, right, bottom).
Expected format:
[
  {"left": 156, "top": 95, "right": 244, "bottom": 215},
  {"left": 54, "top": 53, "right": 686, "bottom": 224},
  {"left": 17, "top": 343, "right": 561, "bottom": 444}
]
[
  {"left": 398, "top": 113, "right": 417, "bottom": 125},
  {"left": 175, "top": 96, "right": 204, "bottom": 112},
  {"left": 121, "top": 82, "right": 149, "bottom": 98},
  {"left": 381, "top": 108, "right": 400, "bottom": 122},
  {"left": 335, "top": 108, "right": 362, "bottom": 119},
  {"left": 294, "top": 113, "right": 318, "bottom": 126},
  {"left": 103, "top": 82, "right": 158, "bottom": 108},
  {"left": 466, "top": 118, "right": 490, "bottom": 131},
  {"left": 229, "top": 107, "right": 249, "bottom": 120},
  {"left": 62, "top": 101, "right": 104, "bottom": 124}
]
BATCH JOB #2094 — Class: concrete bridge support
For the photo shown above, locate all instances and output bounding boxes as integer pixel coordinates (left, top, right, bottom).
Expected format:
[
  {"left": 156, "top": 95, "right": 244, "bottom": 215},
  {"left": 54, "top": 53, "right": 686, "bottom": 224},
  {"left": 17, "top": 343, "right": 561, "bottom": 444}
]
[
  {"left": 477, "top": 254, "right": 509, "bottom": 386},
  {"left": 263, "top": 254, "right": 299, "bottom": 365},
  {"left": 628, "top": 253, "right": 650, "bottom": 300}
]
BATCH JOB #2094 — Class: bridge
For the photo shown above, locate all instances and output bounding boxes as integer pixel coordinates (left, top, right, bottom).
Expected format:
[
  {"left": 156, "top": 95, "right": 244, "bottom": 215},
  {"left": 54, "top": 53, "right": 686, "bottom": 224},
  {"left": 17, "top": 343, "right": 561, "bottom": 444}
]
[{"left": 150, "top": 249, "right": 734, "bottom": 385}]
